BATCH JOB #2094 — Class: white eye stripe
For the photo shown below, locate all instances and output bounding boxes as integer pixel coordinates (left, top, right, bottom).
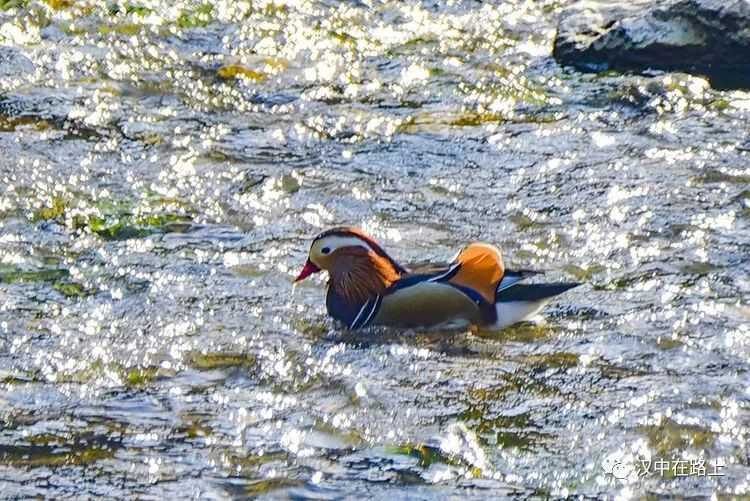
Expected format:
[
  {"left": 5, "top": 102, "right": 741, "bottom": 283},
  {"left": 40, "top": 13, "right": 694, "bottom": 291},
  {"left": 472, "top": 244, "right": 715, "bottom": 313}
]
[{"left": 316, "top": 235, "right": 373, "bottom": 254}]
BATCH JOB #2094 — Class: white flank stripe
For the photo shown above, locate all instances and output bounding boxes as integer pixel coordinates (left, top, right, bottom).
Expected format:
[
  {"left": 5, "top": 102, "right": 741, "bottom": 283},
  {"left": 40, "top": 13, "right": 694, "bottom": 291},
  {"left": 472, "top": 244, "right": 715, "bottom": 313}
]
[
  {"left": 496, "top": 274, "right": 523, "bottom": 292},
  {"left": 427, "top": 263, "right": 460, "bottom": 283},
  {"left": 361, "top": 295, "right": 381, "bottom": 328},
  {"left": 350, "top": 299, "right": 372, "bottom": 329}
]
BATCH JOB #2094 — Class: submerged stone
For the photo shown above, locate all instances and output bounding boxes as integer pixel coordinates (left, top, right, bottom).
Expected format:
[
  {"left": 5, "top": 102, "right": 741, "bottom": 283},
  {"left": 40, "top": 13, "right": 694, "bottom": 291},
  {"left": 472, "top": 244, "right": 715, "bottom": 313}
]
[{"left": 553, "top": 0, "right": 750, "bottom": 89}]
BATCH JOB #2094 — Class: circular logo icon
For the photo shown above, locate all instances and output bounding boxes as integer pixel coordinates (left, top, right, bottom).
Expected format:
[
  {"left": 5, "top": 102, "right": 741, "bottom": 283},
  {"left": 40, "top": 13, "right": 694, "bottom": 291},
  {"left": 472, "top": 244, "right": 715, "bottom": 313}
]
[{"left": 610, "top": 459, "right": 635, "bottom": 480}]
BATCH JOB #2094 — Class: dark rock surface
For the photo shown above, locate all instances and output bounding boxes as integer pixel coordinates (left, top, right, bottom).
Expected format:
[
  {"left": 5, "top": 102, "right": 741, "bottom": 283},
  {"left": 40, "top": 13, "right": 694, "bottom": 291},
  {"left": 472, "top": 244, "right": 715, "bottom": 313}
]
[{"left": 553, "top": 0, "right": 750, "bottom": 89}]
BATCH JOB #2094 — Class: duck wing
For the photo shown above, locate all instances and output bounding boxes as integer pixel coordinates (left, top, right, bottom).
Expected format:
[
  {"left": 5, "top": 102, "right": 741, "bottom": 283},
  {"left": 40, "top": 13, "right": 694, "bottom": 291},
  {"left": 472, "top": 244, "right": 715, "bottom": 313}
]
[
  {"left": 495, "top": 269, "right": 542, "bottom": 295},
  {"left": 361, "top": 245, "right": 508, "bottom": 328},
  {"left": 327, "top": 264, "right": 491, "bottom": 329},
  {"left": 373, "top": 280, "right": 485, "bottom": 328},
  {"left": 328, "top": 244, "right": 554, "bottom": 330}
]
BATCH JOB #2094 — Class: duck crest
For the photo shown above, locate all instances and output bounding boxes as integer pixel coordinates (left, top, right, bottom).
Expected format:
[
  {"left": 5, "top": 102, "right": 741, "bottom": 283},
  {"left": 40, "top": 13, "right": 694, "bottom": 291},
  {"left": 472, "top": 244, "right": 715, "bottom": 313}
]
[
  {"left": 317, "top": 226, "right": 408, "bottom": 275},
  {"left": 329, "top": 247, "right": 401, "bottom": 306}
]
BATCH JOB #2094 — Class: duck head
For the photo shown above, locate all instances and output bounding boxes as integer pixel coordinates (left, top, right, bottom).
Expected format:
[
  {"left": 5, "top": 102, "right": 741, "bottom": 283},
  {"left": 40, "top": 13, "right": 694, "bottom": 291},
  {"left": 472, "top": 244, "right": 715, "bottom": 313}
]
[{"left": 295, "top": 227, "right": 407, "bottom": 305}]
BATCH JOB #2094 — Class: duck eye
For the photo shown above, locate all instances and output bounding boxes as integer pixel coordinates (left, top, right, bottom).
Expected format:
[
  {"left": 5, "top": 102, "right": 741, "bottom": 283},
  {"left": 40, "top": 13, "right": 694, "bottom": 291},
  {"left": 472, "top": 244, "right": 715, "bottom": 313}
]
[{"left": 321, "top": 247, "right": 331, "bottom": 255}]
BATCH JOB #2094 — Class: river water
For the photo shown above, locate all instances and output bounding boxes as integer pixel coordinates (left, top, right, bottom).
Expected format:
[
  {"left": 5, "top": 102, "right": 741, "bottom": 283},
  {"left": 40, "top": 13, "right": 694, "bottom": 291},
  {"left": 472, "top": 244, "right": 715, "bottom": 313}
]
[{"left": 1, "top": 0, "right": 749, "bottom": 498}]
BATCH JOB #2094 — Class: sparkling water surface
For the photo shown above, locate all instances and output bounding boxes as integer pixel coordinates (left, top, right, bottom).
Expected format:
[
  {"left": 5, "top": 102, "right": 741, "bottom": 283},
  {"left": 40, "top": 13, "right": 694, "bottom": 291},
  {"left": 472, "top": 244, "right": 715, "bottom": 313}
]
[{"left": 1, "top": 0, "right": 749, "bottom": 498}]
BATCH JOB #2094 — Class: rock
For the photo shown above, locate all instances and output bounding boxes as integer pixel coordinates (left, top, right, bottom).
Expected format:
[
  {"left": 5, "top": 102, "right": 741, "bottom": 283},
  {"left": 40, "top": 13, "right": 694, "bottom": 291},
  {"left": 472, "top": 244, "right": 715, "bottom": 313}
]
[
  {"left": 553, "top": 0, "right": 750, "bottom": 89},
  {"left": 0, "top": 46, "right": 35, "bottom": 78}
]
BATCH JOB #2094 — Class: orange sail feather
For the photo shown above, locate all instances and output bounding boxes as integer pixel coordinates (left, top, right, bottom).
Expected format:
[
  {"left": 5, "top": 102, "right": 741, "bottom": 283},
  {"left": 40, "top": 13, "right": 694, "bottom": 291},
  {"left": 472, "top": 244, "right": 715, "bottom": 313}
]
[{"left": 448, "top": 243, "right": 505, "bottom": 303}]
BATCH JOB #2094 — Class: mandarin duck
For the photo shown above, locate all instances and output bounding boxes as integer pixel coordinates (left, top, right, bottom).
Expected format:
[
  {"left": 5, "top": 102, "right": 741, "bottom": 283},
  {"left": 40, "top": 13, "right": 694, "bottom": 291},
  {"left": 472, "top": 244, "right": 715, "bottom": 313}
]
[{"left": 294, "top": 227, "right": 579, "bottom": 330}]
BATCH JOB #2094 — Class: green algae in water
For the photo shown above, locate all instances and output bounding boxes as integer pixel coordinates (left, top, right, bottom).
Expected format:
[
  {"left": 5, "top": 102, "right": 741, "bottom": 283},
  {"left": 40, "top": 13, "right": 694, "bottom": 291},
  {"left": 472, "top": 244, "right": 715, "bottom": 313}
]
[
  {"left": 634, "top": 419, "right": 718, "bottom": 479},
  {"left": 0, "top": 113, "right": 51, "bottom": 132},
  {"left": 388, "top": 443, "right": 483, "bottom": 478},
  {"left": 217, "top": 64, "right": 268, "bottom": 82},
  {"left": 462, "top": 377, "right": 563, "bottom": 450},
  {"left": 87, "top": 213, "right": 191, "bottom": 240},
  {"left": 0, "top": 266, "right": 69, "bottom": 284},
  {"left": 124, "top": 367, "right": 162, "bottom": 387},
  {"left": 52, "top": 281, "right": 89, "bottom": 298},
  {"left": 57, "top": 360, "right": 106, "bottom": 384},
  {"left": 189, "top": 352, "right": 257, "bottom": 370},
  {"left": 0, "top": 443, "right": 115, "bottom": 467},
  {"left": 210, "top": 451, "right": 305, "bottom": 494},
  {"left": 522, "top": 352, "right": 580, "bottom": 370},
  {"left": 98, "top": 22, "right": 143, "bottom": 36},
  {"left": 402, "top": 111, "right": 511, "bottom": 132},
  {"left": 0, "top": 0, "right": 27, "bottom": 11},
  {"left": 654, "top": 335, "right": 684, "bottom": 350},
  {"left": 124, "top": 366, "right": 176, "bottom": 387},
  {"left": 278, "top": 173, "right": 301, "bottom": 194},
  {"left": 43, "top": 0, "right": 73, "bottom": 9},
  {"left": 135, "top": 212, "right": 191, "bottom": 228},
  {"left": 679, "top": 261, "right": 723, "bottom": 275},
  {"left": 449, "top": 112, "right": 505, "bottom": 127},
  {"left": 31, "top": 188, "right": 194, "bottom": 239},
  {"left": 392, "top": 443, "right": 447, "bottom": 468},
  {"left": 329, "top": 30, "right": 357, "bottom": 47},
  {"left": 87, "top": 215, "right": 154, "bottom": 240},
  {"left": 1, "top": 429, "right": 121, "bottom": 468},
  {"left": 462, "top": 405, "right": 550, "bottom": 450},
  {"left": 34, "top": 194, "right": 192, "bottom": 240},
  {"left": 177, "top": 4, "right": 213, "bottom": 28},
  {"left": 562, "top": 264, "right": 606, "bottom": 282},
  {"left": 219, "top": 449, "right": 289, "bottom": 471},
  {"left": 710, "top": 97, "right": 731, "bottom": 111},
  {"left": 1, "top": 370, "right": 39, "bottom": 385},
  {"left": 463, "top": 384, "right": 555, "bottom": 449},
  {"left": 640, "top": 418, "right": 717, "bottom": 457},
  {"left": 493, "top": 428, "right": 548, "bottom": 450},
  {"left": 245, "top": 478, "right": 306, "bottom": 497},
  {"left": 107, "top": 3, "right": 153, "bottom": 16},
  {"left": 57, "top": 361, "right": 172, "bottom": 386},
  {"left": 475, "top": 322, "right": 554, "bottom": 343},
  {"left": 180, "top": 416, "right": 213, "bottom": 439},
  {"left": 310, "top": 420, "right": 364, "bottom": 449},
  {"left": 291, "top": 318, "right": 329, "bottom": 338},
  {"left": 91, "top": 204, "right": 191, "bottom": 239},
  {"left": 531, "top": 231, "right": 563, "bottom": 251},
  {"left": 470, "top": 370, "right": 562, "bottom": 400},
  {"left": 693, "top": 169, "right": 750, "bottom": 185},
  {"left": 508, "top": 212, "right": 548, "bottom": 231},
  {"left": 33, "top": 196, "right": 67, "bottom": 221},
  {"left": 460, "top": 404, "right": 532, "bottom": 432}
]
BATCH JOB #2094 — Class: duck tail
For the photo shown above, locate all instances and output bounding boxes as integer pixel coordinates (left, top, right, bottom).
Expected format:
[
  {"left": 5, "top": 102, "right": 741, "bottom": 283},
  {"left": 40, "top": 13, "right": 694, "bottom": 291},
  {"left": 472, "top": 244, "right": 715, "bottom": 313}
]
[
  {"left": 491, "top": 282, "right": 580, "bottom": 329},
  {"left": 495, "top": 282, "right": 580, "bottom": 303}
]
